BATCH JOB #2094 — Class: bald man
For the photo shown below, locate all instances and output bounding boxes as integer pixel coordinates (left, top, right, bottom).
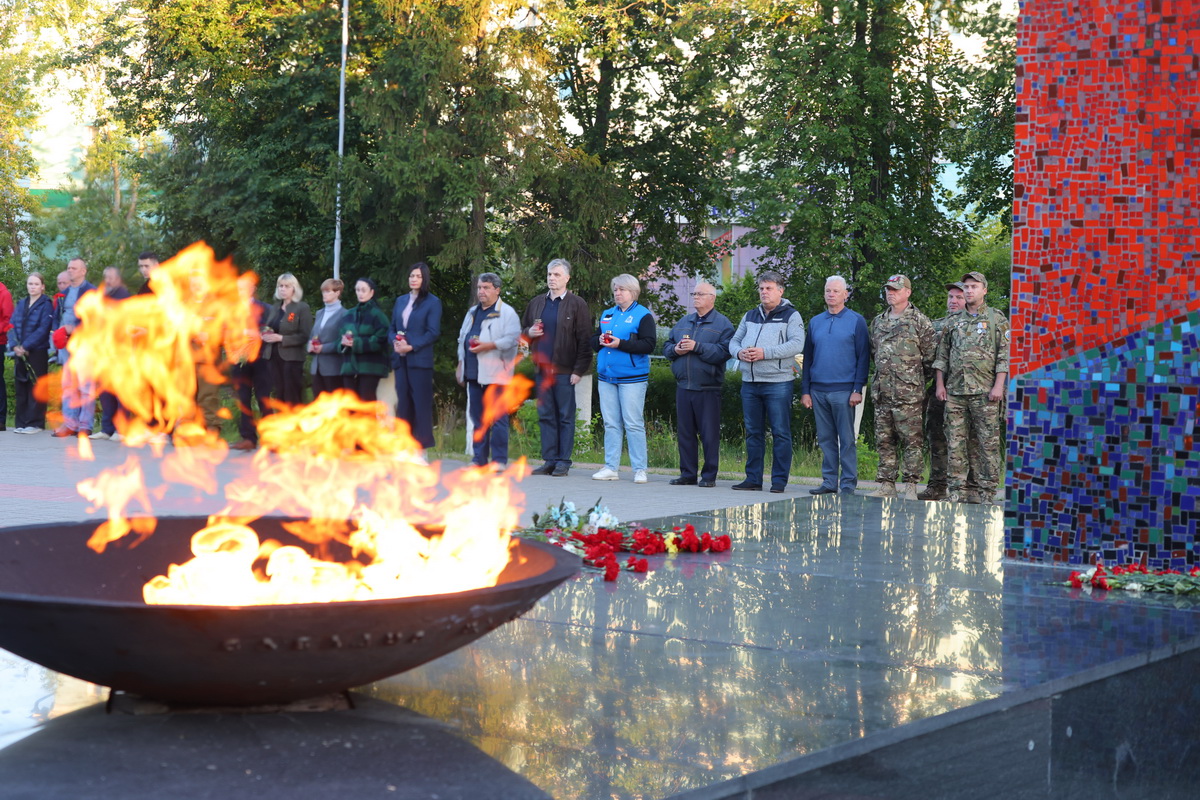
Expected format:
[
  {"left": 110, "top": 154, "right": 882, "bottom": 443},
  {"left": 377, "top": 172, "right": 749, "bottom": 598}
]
[{"left": 664, "top": 282, "right": 735, "bottom": 487}]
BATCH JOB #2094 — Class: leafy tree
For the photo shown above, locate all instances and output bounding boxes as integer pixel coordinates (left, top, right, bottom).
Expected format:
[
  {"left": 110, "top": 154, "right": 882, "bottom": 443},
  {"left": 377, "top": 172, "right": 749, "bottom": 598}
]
[
  {"left": 30, "top": 123, "right": 165, "bottom": 280},
  {"left": 0, "top": 2, "right": 51, "bottom": 288},
  {"left": 92, "top": 0, "right": 348, "bottom": 292},
  {"left": 731, "top": 0, "right": 970, "bottom": 324},
  {"left": 520, "top": 1, "right": 740, "bottom": 319},
  {"left": 946, "top": 2, "right": 1016, "bottom": 236}
]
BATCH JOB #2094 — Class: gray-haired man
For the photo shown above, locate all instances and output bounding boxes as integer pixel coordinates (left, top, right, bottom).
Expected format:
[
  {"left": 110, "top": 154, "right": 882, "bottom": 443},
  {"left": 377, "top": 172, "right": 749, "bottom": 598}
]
[{"left": 457, "top": 273, "right": 522, "bottom": 467}]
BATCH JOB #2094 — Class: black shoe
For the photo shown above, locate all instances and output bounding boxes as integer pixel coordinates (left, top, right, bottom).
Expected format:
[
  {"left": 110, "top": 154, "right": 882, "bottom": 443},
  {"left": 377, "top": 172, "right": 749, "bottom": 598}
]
[
  {"left": 669, "top": 477, "right": 698, "bottom": 486},
  {"left": 809, "top": 486, "right": 837, "bottom": 495},
  {"left": 551, "top": 463, "right": 570, "bottom": 477},
  {"left": 698, "top": 480, "right": 716, "bottom": 488},
  {"left": 732, "top": 481, "right": 762, "bottom": 491},
  {"left": 770, "top": 485, "right": 786, "bottom": 494},
  {"left": 530, "top": 463, "right": 555, "bottom": 476}
]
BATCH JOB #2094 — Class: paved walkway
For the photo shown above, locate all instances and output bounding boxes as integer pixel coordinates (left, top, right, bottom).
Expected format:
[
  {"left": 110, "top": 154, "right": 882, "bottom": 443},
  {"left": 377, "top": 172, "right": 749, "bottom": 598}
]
[{"left": 1, "top": 430, "right": 905, "bottom": 529}]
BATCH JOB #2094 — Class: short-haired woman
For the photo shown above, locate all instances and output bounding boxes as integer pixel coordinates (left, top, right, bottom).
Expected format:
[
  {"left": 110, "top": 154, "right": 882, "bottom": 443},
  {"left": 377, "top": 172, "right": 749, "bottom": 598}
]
[
  {"left": 591, "top": 273, "right": 656, "bottom": 483},
  {"left": 307, "top": 278, "right": 348, "bottom": 397},
  {"left": 389, "top": 262, "right": 442, "bottom": 450},
  {"left": 261, "top": 272, "right": 314, "bottom": 405},
  {"left": 339, "top": 278, "right": 392, "bottom": 401}
]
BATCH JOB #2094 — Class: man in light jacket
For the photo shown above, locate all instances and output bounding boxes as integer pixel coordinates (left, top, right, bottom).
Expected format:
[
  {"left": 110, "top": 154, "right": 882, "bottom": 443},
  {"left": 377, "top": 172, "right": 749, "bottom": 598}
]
[
  {"left": 729, "top": 271, "right": 806, "bottom": 493},
  {"left": 457, "top": 273, "right": 522, "bottom": 467}
]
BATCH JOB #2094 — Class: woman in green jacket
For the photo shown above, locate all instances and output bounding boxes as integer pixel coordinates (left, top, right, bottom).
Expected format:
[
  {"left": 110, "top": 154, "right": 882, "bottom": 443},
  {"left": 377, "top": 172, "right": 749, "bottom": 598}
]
[{"left": 339, "top": 277, "right": 391, "bottom": 401}]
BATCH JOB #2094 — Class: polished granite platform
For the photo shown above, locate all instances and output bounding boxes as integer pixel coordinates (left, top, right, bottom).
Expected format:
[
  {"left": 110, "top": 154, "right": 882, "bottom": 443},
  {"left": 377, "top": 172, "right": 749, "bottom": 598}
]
[{"left": 3, "top": 494, "right": 1200, "bottom": 798}]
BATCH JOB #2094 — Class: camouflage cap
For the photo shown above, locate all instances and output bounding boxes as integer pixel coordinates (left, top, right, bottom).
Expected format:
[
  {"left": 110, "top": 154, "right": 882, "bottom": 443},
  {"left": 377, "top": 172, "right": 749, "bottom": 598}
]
[
  {"left": 945, "top": 281, "right": 966, "bottom": 292},
  {"left": 884, "top": 274, "right": 912, "bottom": 290},
  {"left": 961, "top": 271, "right": 988, "bottom": 287}
]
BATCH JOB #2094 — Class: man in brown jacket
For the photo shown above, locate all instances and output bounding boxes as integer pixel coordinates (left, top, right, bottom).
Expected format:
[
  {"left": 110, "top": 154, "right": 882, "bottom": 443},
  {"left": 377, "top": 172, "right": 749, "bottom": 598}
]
[{"left": 522, "top": 258, "right": 593, "bottom": 476}]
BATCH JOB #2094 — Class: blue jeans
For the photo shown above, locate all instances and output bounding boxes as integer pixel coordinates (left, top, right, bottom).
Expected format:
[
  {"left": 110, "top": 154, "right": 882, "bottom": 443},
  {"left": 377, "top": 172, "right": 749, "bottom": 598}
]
[
  {"left": 811, "top": 389, "right": 858, "bottom": 491},
  {"left": 741, "top": 380, "right": 793, "bottom": 487},
  {"left": 537, "top": 372, "right": 576, "bottom": 466},
  {"left": 60, "top": 354, "right": 95, "bottom": 433},
  {"left": 597, "top": 380, "right": 647, "bottom": 471},
  {"left": 468, "top": 380, "right": 511, "bottom": 466}
]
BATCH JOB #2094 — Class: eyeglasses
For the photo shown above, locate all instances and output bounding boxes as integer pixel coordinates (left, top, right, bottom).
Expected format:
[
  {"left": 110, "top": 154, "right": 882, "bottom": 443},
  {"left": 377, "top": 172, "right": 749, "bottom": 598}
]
[{"left": 690, "top": 292, "right": 714, "bottom": 297}]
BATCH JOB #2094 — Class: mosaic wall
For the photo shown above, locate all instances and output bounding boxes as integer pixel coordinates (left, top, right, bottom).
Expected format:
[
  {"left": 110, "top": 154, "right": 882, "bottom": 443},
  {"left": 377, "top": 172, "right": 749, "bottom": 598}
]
[{"left": 1006, "top": 0, "right": 1200, "bottom": 567}]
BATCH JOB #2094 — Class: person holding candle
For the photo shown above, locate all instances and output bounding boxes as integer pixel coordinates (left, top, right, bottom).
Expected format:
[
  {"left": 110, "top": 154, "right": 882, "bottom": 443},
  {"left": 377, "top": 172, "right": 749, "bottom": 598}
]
[
  {"left": 339, "top": 278, "right": 392, "bottom": 402},
  {"left": 307, "top": 278, "right": 348, "bottom": 398},
  {"left": 389, "top": 262, "right": 442, "bottom": 450},
  {"left": 455, "top": 273, "right": 521, "bottom": 467},
  {"left": 590, "top": 273, "right": 656, "bottom": 484}
]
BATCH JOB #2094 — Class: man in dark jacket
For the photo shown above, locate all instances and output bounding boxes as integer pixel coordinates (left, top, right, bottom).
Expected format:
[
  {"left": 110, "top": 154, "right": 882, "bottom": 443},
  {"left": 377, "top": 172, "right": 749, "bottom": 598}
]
[
  {"left": 664, "top": 282, "right": 734, "bottom": 487},
  {"left": 230, "top": 273, "right": 274, "bottom": 451},
  {"left": 521, "top": 258, "right": 593, "bottom": 477},
  {"left": 89, "top": 267, "right": 133, "bottom": 440}
]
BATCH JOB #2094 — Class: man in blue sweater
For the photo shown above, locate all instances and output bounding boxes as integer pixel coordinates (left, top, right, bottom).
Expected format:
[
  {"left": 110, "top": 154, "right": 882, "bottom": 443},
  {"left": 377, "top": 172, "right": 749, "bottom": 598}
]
[
  {"left": 729, "top": 271, "right": 806, "bottom": 493},
  {"left": 801, "top": 275, "right": 870, "bottom": 494}
]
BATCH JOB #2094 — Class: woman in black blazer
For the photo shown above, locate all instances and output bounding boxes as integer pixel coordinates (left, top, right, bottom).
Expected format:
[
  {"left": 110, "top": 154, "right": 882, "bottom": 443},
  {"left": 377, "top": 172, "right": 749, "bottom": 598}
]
[{"left": 388, "top": 262, "right": 442, "bottom": 450}]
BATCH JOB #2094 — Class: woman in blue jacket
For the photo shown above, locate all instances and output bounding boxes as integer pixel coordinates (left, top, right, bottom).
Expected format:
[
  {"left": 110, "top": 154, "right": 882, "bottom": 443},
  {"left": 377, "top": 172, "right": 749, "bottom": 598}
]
[
  {"left": 591, "top": 273, "right": 656, "bottom": 484},
  {"left": 389, "top": 262, "right": 442, "bottom": 450},
  {"left": 7, "top": 273, "right": 54, "bottom": 432}
]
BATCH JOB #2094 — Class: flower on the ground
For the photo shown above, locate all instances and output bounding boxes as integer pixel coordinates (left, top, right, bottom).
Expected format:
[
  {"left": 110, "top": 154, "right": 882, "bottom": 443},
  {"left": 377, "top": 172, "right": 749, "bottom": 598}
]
[
  {"left": 1061, "top": 561, "right": 1200, "bottom": 596},
  {"left": 517, "top": 499, "right": 731, "bottom": 581}
]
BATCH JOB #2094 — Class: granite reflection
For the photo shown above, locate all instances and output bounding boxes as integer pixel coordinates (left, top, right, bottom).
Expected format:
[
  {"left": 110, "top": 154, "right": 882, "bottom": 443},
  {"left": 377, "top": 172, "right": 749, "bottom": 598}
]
[{"left": 366, "top": 496, "right": 1008, "bottom": 799}]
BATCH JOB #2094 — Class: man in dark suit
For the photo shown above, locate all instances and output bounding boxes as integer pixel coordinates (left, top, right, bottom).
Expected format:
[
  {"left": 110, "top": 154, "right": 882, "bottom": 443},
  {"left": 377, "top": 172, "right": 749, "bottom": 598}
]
[{"left": 229, "top": 273, "right": 274, "bottom": 451}]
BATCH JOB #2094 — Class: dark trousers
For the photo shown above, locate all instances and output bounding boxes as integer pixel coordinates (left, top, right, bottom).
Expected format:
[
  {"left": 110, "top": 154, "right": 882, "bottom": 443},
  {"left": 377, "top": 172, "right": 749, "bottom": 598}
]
[
  {"left": 98, "top": 391, "right": 124, "bottom": 436},
  {"left": 467, "top": 380, "right": 511, "bottom": 466},
  {"left": 269, "top": 353, "right": 305, "bottom": 406},
  {"left": 394, "top": 363, "right": 435, "bottom": 448},
  {"left": 231, "top": 359, "right": 273, "bottom": 444},
  {"left": 347, "top": 374, "right": 379, "bottom": 402},
  {"left": 677, "top": 387, "right": 721, "bottom": 482},
  {"left": 312, "top": 372, "right": 344, "bottom": 398},
  {"left": 0, "top": 353, "right": 6, "bottom": 428},
  {"left": 536, "top": 371, "right": 576, "bottom": 466},
  {"left": 13, "top": 350, "right": 48, "bottom": 429}
]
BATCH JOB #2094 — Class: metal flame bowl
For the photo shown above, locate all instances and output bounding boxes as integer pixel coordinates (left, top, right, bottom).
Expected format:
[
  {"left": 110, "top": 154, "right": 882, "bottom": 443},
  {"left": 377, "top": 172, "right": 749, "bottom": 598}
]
[{"left": 0, "top": 517, "right": 577, "bottom": 705}]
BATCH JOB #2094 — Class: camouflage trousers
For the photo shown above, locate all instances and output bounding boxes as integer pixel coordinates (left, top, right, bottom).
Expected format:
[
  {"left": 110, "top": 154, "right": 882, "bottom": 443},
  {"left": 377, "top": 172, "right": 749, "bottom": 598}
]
[
  {"left": 944, "top": 393, "right": 1003, "bottom": 494},
  {"left": 873, "top": 399, "right": 925, "bottom": 484},
  {"left": 925, "top": 391, "right": 947, "bottom": 489}
]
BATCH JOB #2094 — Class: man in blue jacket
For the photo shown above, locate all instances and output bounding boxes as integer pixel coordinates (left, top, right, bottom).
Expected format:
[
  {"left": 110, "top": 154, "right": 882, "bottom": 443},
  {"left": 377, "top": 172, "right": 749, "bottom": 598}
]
[
  {"left": 664, "top": 282, "right": 735, "bottom": 487},
  {"left": 801, "top": 275, "right": 870, "bottom": 494},
  {"left": 52, "top": 257, "right": 98, "bottom": 437},
  {"left": 729, "top": 271, "right": 806, "bottom": 493}
]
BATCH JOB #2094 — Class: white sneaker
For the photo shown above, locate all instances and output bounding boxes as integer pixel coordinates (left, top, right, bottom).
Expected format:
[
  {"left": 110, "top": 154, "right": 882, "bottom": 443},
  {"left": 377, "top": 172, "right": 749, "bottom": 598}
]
[
  {"left": 88, "top": 431, "right": 111, "bottom": 440},
  {"left": 110, "top": 432, "right": 123, "bottom": 442},
  {"left": 592, "top": 467, "right": 620, "bottom": 481},
  {"left": 633, "top": 469, "right": 648, "bottom": 484}
]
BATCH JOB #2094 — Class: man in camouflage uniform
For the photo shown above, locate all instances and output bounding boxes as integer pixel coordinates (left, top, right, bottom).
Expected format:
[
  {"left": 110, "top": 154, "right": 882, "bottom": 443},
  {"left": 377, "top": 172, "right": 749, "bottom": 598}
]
[
  {"left": 917, "top": 282, "right": 966, "bottom": 501},
  {"left": 869, "top": 274, "right": 935, "bottom": 500},
  {"left": 932, "top": 271, "right": 1010, "bottom": 504}
]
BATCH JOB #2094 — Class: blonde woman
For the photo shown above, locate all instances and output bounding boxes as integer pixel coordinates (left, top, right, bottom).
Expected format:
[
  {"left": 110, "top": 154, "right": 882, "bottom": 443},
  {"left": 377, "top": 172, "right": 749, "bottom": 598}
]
[{"left": 260, "top": 272, "right": 314, "bottom": 405}]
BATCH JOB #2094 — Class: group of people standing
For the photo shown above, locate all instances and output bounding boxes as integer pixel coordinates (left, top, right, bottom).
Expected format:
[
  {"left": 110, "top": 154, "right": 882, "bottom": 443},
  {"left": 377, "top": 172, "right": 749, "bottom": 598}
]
[
  {"left": 502, "top": 263, "right": 1007, "bottom": 506},
  {"left": 4, "top": 252, "right": 1007, "bottom": 503},
  {"left": 225, "top": 263, "right": 444, "bottom": 452}
]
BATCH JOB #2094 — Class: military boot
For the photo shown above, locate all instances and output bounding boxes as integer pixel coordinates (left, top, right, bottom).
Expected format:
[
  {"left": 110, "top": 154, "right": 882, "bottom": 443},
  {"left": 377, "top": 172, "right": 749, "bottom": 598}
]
[
  {"left": 875, "top": 482, "right": 897, "bottom": 498},
  {"left": 917, "top": 485, "right": 947, "bottom": 501},
  {"left": 901, "top": 482, "right": 919, "bottom": 501}
]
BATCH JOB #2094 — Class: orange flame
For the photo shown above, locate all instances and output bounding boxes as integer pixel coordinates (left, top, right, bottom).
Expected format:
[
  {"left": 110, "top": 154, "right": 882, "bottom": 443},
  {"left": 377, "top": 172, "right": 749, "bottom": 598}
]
[
  {"left": 475, "top": 374, "right": 533, "bottom": 443},
  {"left": 68, "top": 243, "right": 531, "bottom": 606}
]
